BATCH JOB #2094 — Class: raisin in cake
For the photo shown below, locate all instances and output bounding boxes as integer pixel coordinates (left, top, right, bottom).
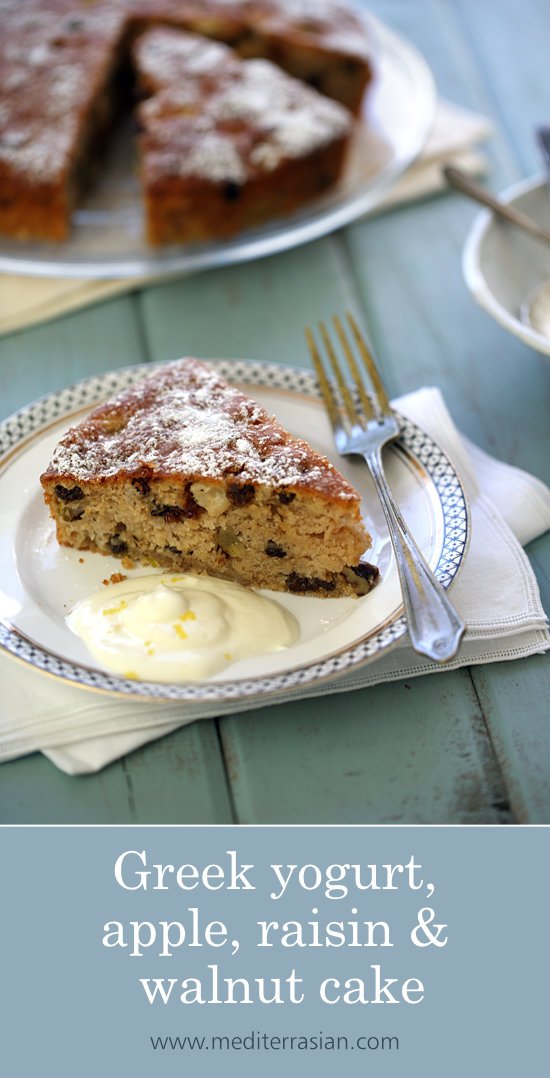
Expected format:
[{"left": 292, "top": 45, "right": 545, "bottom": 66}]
[
  {"left": 0, "top": 0, "right": 371, "bottom": 243},
  {"left": 133, "top": 28, "right": 352, "bottom": 244},
  {"left": 40, "top": 359, "right": 379, "bottom": 597}
]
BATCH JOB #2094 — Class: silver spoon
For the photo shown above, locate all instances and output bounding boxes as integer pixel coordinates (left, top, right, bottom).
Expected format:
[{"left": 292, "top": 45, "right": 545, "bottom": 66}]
[
  {"left": 444, "top": 165, "right": 550, "bottom": 338},
  {"left": 444, "top": 165, "right": 550, "bottom": 245}
]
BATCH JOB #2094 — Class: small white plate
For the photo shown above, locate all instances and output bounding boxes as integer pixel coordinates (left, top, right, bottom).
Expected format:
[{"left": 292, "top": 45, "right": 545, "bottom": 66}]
[
  {"left": 463, "top": 175, "right": 550, "bottom": 357},
  {"left": 0, "top": 359, "right": 469, "bottom": 702},
  {"left": 0, "top": 14, "right": 436, "bottom": 279}
]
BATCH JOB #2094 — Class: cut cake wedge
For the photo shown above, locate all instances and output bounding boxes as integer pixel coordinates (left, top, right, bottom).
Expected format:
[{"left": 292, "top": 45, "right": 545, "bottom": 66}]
[
  {"left": 133, "top": 28, "right": 353, "bottom": 244},
  {"left": 40, "top": 359, "right": 378, "bottom": 597}
]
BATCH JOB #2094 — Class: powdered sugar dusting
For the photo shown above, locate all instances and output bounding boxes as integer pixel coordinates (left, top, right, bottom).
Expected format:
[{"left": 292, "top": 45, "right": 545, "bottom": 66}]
[
  {"left": 136, "top": 28, "right": 229, "bottom": 82},
  {"left": 0, "top": 0, "right": 367, "bottom": 193},
  {"left": 44, "top": 358, "right": 356, "bottom": 501},
  {"left": 136, "top": 28, "right": 351, "bottom": 183},
  {"left": 253, "top": 0, "right": 371, "bottom": 61},
  {"left": 0, "top": 5, "right": 126, "bottom": 182},
  {"left": 174, "top": 132, "right": 247, "bottom": 183}
]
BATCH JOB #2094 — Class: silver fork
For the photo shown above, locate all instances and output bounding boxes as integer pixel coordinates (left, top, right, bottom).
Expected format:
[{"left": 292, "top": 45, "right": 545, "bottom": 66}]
[{"left": 306, "top": 312, "right": 465, "bottom": 662}]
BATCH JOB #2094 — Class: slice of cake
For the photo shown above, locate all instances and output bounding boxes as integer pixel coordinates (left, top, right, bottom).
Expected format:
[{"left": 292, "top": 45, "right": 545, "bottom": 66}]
[
  {"left": 131, "top": 0, "right": 373, "bottom": 114},
  {"left": 40, "top": 359, "right": 379, "bottom": 597},
  {"left": 0, "top": 2, "right": 128, "bottom": 242},
  {"left": 133, "top": 28, "right": 353, "bottom": 244}
]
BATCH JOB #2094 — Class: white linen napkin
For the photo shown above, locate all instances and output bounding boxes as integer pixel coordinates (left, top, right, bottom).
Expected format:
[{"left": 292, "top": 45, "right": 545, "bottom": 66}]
[
  {"left": 0, "top": 386, "right": 547, "bottom": 775},
  {"left": 0, "top": 100, "right": 491, "bottom": 338}
]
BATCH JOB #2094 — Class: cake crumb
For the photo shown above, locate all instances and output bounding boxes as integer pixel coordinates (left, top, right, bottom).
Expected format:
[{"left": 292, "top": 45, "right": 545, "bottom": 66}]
[
  {"left": 102, "top": 572, "right": 128, "bottom": 586},
  {"left": 78, "top": 557, "right": 85, "bottom": 563}
]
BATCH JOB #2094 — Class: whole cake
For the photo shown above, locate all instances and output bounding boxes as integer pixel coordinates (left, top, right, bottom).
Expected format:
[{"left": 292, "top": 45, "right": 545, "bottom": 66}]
[
  {"left": 0, "top": 0, "right": 372, "bottom": 243},
  {"left": 134, "top": 29, "right": 352, "bottom": 244},
  {"left": 40, "top": 359, "right": 379, "bottom": 597}
]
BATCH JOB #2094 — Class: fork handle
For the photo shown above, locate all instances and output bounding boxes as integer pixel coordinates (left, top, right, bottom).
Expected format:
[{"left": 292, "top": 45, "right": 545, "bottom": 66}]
[{"left": 366, "top": 449, "right": 465, "bottom": 662}]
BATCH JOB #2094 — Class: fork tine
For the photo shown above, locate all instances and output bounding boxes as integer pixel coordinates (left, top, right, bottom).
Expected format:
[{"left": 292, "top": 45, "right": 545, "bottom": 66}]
[
  {"left": 332, "top": 314, "right": 376, "bottom": 422},
  {"left": 346, "top": 310, "right": 391, "bottom": 415},
  {"left": 305, "top": 326, "right": 342, "bottom": 431},
  {"left": 318, "top": 320, "right": 361, "bottom": 428}
]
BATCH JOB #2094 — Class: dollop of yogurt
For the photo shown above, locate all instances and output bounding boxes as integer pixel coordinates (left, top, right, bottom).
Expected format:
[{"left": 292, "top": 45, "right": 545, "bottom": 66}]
[{"left": 67, "top": 573, "right": 299, "bottom": 682}]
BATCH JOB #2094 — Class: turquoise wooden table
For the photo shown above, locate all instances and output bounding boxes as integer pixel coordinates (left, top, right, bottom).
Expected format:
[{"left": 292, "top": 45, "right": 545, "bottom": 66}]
[{"left": 0, "top": 0, "right": 548, "bottom": 824}]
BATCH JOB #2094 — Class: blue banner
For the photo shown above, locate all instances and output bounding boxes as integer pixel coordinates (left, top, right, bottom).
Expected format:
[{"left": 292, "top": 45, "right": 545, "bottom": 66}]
[{"left": 0, "top": 826, "right": 547, "bottom": 1075}]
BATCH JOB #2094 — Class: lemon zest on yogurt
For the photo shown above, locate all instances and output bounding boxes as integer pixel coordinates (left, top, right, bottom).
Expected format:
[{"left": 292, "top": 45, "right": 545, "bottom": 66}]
[
  {"left": 67, "top": 573, "right": 299, "bottom": 683},
  {"left": 103, "top": 600, "right": 128, "bottom": 616}
]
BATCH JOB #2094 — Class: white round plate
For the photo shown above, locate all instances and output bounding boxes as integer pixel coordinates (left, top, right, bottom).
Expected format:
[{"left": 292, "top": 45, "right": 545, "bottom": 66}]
[
  {"left": 0, "top": 14, "right": 436, "bottom": 279},
  {"left": 0, "top": 359, "right": 468, "bottom": 702},
  {"left": 463, "top": 174, "right": 550, "bottom": 357}
]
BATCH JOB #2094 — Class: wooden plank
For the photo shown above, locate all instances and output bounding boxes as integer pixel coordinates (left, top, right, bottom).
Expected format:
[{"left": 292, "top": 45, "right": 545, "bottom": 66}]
[
  {"left": 472, "top": 655, "right": 550, "bottom": 825},
  {"left": 0, "top": 295, "right": 149, "bottom": 418},
  {"left": 368, "top": 0, "right": 531, "bottom": 182},
  {"left": 466, "top": 514, "right": 550, "bottom": 823},
  {"left": 138, "top": 239, "right": 353, "bottom": 367},
  {"left": 454, "top": 0, "right": 550, "bottom": 176},
  {"left": 345, "top": 5, "right": 550, "bottom": 476},
  {"left": 119, "top": 720, "right": 235, "bottom": 824},
  {"left": 219, "top": 669, "right": 508, "bottom": 824},
  {"left": 0, "top": 721, "right": 234, "bottom": 824}
]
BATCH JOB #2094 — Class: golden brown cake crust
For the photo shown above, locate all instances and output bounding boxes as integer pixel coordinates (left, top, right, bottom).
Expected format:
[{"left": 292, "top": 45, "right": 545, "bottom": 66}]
[
  {"left": 41, "top": 358, "right": 360, "bottom": 504},
  {"left": 133, "top": 28, "right": 352, "bottom": 244}
]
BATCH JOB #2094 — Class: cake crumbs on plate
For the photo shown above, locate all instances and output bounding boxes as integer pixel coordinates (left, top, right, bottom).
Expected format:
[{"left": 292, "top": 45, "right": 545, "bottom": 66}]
[{"left": 103, "top": 572, "right": 128, "bottom": 586}]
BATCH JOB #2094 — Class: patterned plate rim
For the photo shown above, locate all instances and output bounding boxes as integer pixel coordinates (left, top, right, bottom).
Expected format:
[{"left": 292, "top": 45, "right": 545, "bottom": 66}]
[{"left": 0, "top": 359, "right": 470, "bottom": 702}]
